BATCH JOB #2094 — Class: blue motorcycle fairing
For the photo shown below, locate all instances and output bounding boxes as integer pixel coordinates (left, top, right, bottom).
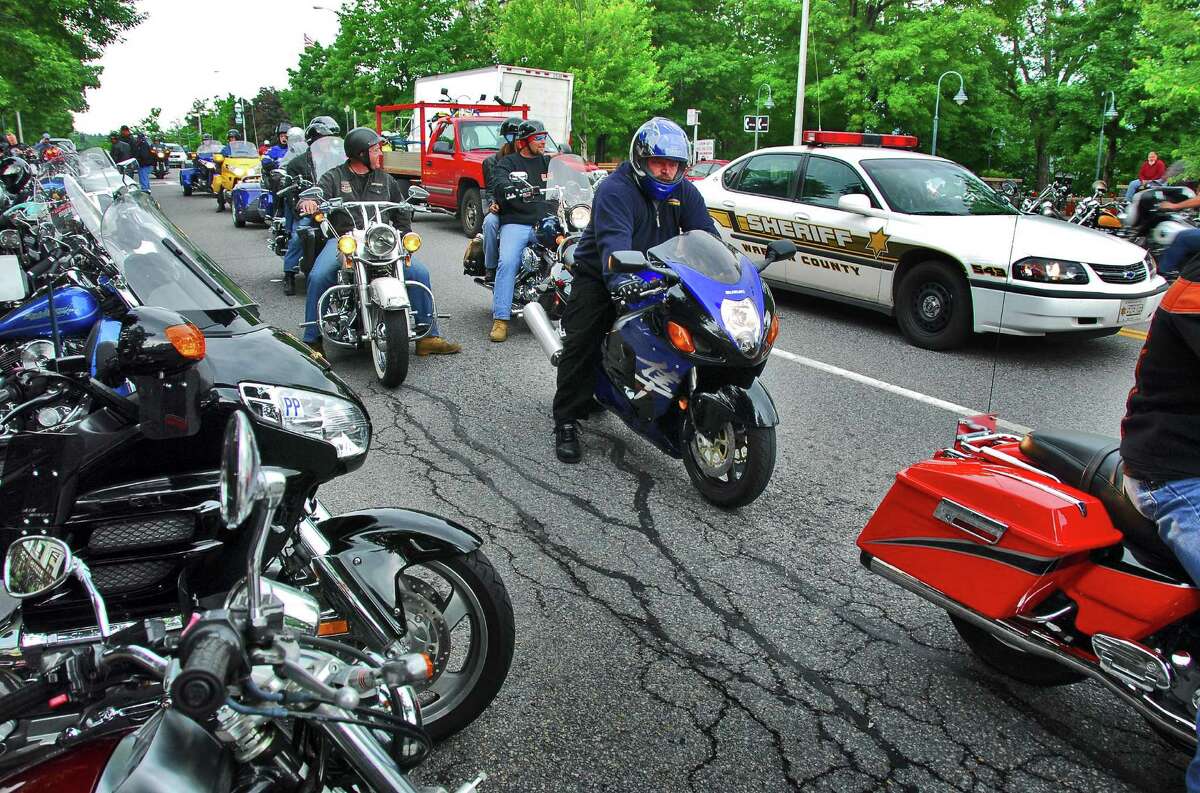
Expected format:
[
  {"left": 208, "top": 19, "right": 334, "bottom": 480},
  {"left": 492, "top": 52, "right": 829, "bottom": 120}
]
[
  {"left": 232, "top": 181, "right": 271, "bottom": 220},
  {"left": 0, "top": 285, "right": 101, "bottom": 340},
  {"left": 655, "top": 255, "right": 766, "bottom": 352}
]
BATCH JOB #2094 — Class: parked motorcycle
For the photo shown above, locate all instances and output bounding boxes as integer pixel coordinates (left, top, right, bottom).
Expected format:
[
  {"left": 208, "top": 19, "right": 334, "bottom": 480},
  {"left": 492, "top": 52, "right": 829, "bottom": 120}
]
[
  {"left": 525, "top": 231, "right": 795, "bottom": 508},
  {"left": 1068, "top": 180, "right": 1123, "bottom": 231},
  {"left": 0, "top": 183, "right": 514, "bottom": 746},
  {"left": 0, "top": 412, "right": 491, "bottom": 793}
]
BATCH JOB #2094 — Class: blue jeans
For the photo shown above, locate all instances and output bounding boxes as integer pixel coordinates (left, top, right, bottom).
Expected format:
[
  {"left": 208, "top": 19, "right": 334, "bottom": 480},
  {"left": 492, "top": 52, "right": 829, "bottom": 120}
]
[
  {"left": 1160, "top": 228, "right": 1200, "bottom": 276},
  {"left": 483, "top": 211, "right": 500, "bottom": 274},
  {"left": 303, "top": 238, "right": 439, "bottom": 343},
  {"left": 283, "top": 216, "right": 312, "bottom": 274},
  {"left": 1126, "top": 475, "right": 1200, "bottom": 792},
  {"left": 495, "top": 223, "right": 534, "bottom": 320},
  {"left": 138, "top": 165, "right": 151, "bottom": 192},
  {"left": 1125, "top": 179, "right": 1144, "bottom": 201}
]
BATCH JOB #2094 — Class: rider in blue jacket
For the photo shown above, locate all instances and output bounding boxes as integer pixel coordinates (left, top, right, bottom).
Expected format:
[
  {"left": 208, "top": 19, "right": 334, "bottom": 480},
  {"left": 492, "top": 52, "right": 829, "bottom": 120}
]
[
  {"left": 265, "top": 123, "right": 290, "bottom": 161},
  {"left": 551, "top": 117, "right": 718, "bottom": 463}
]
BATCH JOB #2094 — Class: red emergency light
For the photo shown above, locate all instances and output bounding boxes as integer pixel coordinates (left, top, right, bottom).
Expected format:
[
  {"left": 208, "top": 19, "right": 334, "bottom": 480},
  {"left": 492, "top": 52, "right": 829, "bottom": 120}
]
[{"left": 801, "top": 130, "right": 919, "bottom": 149}]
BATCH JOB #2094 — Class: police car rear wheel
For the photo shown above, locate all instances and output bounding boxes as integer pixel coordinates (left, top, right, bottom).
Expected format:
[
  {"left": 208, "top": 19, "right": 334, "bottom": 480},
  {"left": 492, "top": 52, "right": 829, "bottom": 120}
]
[{"left": 896, "top": 261, "right": 972, "bottom": 350}]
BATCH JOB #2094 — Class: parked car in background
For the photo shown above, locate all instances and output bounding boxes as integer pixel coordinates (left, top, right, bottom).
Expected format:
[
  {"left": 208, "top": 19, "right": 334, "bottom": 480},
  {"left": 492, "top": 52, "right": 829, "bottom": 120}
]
[
  {"left": 164, "top": 142, "right": 187, "bottom": 168},
  {"left": 686, "top": 159, "right": 728, "bottom": 181}
]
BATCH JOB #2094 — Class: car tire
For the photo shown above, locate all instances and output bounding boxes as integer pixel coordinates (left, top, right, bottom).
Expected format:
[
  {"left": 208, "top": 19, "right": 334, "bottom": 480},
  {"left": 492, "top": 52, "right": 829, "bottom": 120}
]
[
  {"left": 459, "top": 186, "right": 482, "bottom": 237},
  {"left": 895, "top": 260, "right": 972, "bottom": 350},
  {"left": 183, "top": 183, "right": 192, "bottom": 196}
]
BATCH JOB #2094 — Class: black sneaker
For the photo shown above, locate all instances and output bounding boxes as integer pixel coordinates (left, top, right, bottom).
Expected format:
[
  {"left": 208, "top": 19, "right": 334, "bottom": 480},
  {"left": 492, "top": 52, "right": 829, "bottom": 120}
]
[
  {"left": 555, "top": 421, "right": 581, "bottom": 463},
  {"left": 283, "top": 272, "right": 296, "bottom": 296},
  {"left": 484, "top": 269, "right": 496, "bottom": 285}
]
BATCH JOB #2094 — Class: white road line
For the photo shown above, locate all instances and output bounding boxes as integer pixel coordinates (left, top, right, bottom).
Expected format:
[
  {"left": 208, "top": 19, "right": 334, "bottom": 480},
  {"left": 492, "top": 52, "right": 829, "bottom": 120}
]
[{"left": 770, "top": 347, "right": 1031, "bottom": 435}]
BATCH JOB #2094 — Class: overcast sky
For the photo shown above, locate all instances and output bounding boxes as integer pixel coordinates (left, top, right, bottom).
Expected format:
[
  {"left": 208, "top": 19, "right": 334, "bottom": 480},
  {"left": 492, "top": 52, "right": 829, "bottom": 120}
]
[{"left": 73, "top": 0, "right": 343, "bottom": 134}]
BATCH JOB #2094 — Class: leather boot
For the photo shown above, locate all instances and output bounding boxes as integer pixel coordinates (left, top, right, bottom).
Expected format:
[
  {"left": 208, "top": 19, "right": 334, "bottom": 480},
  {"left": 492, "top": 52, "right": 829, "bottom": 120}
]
[
  {"left": 415, "top": 336, "right": 462, "bottom": 356},
  {"left": 489, "top": 319, "right": 508, "bottom": 342},
  {"left": 283, "top": 272, "right": 296, "bottom": 296},
  {"left": 555, "top": 421, "right": 581, "bottom": 463}
]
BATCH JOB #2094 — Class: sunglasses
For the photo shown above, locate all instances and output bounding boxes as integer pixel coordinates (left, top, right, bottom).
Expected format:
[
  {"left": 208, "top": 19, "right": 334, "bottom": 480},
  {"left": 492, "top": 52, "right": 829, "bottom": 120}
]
[{"left": 529, "top": 133, "right": 549, "bottom": 142}]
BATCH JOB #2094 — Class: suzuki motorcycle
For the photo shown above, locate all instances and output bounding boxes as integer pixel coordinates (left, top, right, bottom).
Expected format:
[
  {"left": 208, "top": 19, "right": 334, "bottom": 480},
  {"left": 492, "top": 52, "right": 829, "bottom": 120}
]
[
  {"left": 0, "top": 412, "right": 491, "bottom": 793},
  {"left": 462, "top": 153, "right": 595, "bottom": 325},
  {"left": 525, "top": 231, "right": 796, "bottom": 508},
  {"left": 858, "top": 414, "right": 1200, "bottom": 749},
  {"left": 0, "top": 183, "right": 514, "bottom": 745}
]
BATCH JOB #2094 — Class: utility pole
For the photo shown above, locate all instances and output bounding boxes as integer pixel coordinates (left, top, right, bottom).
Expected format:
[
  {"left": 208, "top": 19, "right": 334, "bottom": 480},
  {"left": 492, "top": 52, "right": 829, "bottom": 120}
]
[
  {"left": 793, "top": 0, "right": 810, "bottom": 145},
  {"left": 15, "top": 110, "right": 22, "bottom": 143}
]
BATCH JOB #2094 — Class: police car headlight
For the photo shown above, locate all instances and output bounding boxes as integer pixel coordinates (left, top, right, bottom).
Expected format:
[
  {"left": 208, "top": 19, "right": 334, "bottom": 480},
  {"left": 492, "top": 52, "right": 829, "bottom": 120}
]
[
  {"left": 239, "top": 382, "right": 370, "bottom": 459},
  {"left": 720, "top": 297, "right": 762, "bottom": 352},
  {"left": 364, "top": 225, "right": 398, "bottom": 258},
  {"left": 1012, "top": 257, "right": 1089, "bottom": 285},
  {"left": 568, "top": 204, "right": 591, "bottom": 230},
  {"left": 233, "top": 167, "right": 246, "bottom": 177}
]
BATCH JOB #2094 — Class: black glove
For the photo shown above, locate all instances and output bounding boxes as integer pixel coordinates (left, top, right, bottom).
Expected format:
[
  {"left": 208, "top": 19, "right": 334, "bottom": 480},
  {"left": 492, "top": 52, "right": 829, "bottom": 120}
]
[{"left": 613, "top": 279, "right": 648, "bottom": 301}]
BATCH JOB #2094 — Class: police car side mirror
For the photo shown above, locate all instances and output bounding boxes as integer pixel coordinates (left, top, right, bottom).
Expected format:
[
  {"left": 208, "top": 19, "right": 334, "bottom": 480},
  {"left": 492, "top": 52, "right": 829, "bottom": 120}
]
[
  {"left": 761, "top": 240, "right": 797, "bottom": 269},
  {"left": 837, "top": 193, "right": 886, "bottom": 218}
]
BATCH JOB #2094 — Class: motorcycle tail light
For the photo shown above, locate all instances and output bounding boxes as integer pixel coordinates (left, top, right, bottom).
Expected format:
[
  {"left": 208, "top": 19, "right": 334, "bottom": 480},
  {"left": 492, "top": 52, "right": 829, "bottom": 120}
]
[
  {"left": 165, "top": 323, "right": 206, "bottom": 360},
  {"left": 666, "top": 321, "right": 695, "bottom": 354}
]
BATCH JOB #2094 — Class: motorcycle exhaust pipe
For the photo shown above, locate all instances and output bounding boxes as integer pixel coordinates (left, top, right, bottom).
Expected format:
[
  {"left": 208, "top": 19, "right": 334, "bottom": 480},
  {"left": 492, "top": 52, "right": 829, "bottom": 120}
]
[{"left": 522, "top": 301, "right": 562, "bottom": 366}]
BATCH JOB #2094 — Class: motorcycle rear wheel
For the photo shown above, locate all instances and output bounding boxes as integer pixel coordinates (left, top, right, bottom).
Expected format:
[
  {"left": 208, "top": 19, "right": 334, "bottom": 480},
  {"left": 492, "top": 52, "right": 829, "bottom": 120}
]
[
  {"left": 682, "top": 419, "right": 775, "bottom": 509},
  {"left": 949, "top": 614, "right": 1085, "bottom": 686},
  {"left": 369, "top": 305, "right": 409, "bottom": 387},
  {"left": 183, "top": 182, "right": 193, "bottom": 196}
]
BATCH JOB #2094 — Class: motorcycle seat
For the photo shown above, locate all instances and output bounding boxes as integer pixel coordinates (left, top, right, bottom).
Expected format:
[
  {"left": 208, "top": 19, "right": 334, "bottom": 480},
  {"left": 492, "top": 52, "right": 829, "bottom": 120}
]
[{"left": 1019, "top": 430, "right": 1187, "bottom": 580}]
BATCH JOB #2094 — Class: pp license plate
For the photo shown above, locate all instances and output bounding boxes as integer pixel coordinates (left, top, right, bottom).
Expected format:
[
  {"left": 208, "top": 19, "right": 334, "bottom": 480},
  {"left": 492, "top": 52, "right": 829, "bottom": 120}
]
[{"left": 1119, "top": 299, "right": 1146, "bottom": 321}]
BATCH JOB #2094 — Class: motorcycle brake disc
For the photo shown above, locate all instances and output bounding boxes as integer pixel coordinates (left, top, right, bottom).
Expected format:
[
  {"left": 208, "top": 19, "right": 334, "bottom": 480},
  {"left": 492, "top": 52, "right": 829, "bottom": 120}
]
[{"left": 398, "top": 575, "right": 452, "bottom": 680}]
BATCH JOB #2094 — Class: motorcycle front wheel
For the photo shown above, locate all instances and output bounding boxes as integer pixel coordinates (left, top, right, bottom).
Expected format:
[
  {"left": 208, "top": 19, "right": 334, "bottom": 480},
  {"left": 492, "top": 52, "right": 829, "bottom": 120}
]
[
  {"left": 369, "top": 305, "right": 409, "bottom": 387},
  {"left": 682, "top": 418, "right": 776, "bottom": 509}
]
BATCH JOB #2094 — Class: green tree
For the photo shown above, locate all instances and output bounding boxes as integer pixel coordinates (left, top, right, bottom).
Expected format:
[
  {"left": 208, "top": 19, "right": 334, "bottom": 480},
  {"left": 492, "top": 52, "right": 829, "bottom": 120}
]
[
  {"left": 496, "top": 0, "right": 667, "bottom": 158},
  {"left": 1134, "top": 0, "right": 1199, "bottom": 178}
]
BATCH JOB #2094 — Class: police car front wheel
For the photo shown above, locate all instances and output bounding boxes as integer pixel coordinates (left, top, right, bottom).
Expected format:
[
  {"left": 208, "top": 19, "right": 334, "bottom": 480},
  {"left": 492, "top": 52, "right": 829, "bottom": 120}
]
[{"left": 895, "top": 261, "right": 972, "bottom": 351}]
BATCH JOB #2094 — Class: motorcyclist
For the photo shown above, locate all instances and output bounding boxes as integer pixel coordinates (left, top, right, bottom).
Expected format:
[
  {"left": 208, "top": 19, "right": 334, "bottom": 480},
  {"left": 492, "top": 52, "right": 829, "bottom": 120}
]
[
  {"left": 265, "top": 122, "right": 291, "bottom": 161},
  {"left": 1121, "top": 254, "right": 1200, "bottom": 793},
  {"left": 490, "top": 119, "right": 553, "bottom": 343},
  {"left": 220, "top": 129, "right": 242, "bottom": 157},
  {"left": 33, "top": 133, "right": 52, "bottom": 156},
  {"left": 295, "top": 127, "right": 460, "bottom": 357},
  {"left": 550, "top": 117, "right": 718, "bottom": 463},
  {"left": 191, "top": 133, "right": 215, "bottom": 189},
  {"left": 481, "top": 116, "right": 522, "bottom": 284},
  {"left": 280, "top": 115, "right": 339, "bottom": 295},
  {"left": 1156, "top": 194, "right": 1200, "bottom": 277}
]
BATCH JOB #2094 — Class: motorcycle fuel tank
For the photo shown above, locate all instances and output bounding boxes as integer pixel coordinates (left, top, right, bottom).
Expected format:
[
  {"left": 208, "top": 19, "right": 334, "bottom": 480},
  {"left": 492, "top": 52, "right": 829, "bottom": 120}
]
[{"left": 0, "top": 286, "right": 101, "bottom": 341}]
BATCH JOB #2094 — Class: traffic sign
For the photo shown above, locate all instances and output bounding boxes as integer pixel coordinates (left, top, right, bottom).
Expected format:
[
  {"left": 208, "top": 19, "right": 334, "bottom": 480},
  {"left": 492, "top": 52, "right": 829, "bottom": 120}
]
[
  {"left": 686, "top": 108, "right": 700, "bottom": 127},
  {"left": 695, "top": 139, "right": 715, "bottom": 161},
  {"left": 743, "top": 115, "right": 769, "bottom": 133}
]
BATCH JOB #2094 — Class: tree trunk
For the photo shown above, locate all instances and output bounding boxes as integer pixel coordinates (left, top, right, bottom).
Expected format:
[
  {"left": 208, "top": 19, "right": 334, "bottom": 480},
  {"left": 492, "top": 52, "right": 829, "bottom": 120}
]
[
  {"left": 1105, "top": 126, "right": 1118, "bottom": 187},
  {"left": 1035, "top": 133, "right": 1050, "bottom": 191}
]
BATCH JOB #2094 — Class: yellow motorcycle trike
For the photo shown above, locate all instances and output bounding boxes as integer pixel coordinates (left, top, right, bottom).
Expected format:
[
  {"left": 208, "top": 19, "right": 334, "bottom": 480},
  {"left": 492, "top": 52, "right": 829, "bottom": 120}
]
[{"left": 211, "top": 140, "right": 263, "bottom": 212}]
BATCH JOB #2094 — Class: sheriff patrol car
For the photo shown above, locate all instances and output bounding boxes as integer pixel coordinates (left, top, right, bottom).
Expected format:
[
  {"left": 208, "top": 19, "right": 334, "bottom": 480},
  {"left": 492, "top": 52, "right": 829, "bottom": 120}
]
[{"left": 697, "top": 131, "right": 1165, "bottom": 350}]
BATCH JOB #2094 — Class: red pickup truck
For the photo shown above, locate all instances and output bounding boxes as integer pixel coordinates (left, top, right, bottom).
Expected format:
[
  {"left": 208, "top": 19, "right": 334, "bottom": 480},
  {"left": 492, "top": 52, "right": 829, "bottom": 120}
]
[{"left": 376, "top": 102, "right": 529, "bottom": 236}]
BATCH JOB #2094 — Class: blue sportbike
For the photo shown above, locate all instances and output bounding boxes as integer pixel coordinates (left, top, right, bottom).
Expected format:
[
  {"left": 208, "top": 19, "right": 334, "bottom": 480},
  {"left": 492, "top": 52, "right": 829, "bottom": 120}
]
[{"left": 526, "top": 230, "right": 796, "bottom": 508}]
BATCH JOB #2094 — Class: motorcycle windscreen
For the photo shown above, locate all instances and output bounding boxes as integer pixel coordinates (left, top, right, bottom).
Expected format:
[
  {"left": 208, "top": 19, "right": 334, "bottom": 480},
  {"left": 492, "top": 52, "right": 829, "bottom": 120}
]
[
  {"left": 74, "top": 147, "right": 126, "bottom": 197},
  {"left": 226, "top": 141, "right": 259, "bottom": 158},
  {"left": 309, "top": 136, "right": 347, "bottom": 183},
  {"left": 648, "top": 230, "right": 743, "bottom": 285},
  {"left": 99, "top": 189, "right": 257, "bottom": 315},
  {"left": 60, "top": 174, "right": 103, "bottom": 241},
  {"left": 196, "top": 141, "right": 222, "bottom": 157},
  {"left": 279, "top": 135, "right": 308, "bottom": 167},
  {"left": 547, "top": 154, "right": 594, "bottom": 209}
]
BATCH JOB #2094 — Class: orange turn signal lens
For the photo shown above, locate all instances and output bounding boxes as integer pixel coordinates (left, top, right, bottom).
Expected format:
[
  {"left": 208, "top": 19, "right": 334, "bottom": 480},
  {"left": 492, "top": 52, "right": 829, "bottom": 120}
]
[
  {"left": 765, "top": 313, "right": 780, "bottom": 347},
  {"left": 318, "top": 619, "right": 350, "bottom": 636},
  {"left": 165, "top": 323, "right": 206, "bottom": 360},
  {"left": 666, "top": 320, "right": 695, "bottom": 353}
]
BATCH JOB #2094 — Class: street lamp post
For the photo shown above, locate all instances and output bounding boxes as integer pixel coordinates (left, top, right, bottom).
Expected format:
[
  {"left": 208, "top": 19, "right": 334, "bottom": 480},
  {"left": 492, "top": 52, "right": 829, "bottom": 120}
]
[
  {"left": 343, "top": 105, "right": 350, "bottom": 132},
  {"left": 1095, "top": 90, "right": 1117, "bottom": 182},
  {"left": 312, "top": 4, "right": 343, "bottom": 17},
  {"left": 754, "top": 84, "right": 774, "bottom": 151},
  {"left": 930, "top": 70, "right": 967, "bottom": 157}
]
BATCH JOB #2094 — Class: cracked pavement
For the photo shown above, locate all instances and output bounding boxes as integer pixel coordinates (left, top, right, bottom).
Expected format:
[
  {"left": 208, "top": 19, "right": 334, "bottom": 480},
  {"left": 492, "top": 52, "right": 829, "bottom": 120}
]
[{"left": 152, "top": 179, "right": 1184, "bottom": 792}]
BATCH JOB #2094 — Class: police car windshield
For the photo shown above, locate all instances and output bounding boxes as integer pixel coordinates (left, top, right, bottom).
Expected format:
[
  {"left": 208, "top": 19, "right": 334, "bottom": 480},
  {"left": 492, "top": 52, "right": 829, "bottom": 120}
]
[
  {"left": 648, "top": 230, "right": 742, "bottom": 285},
  {"left": 861, "top": 159, "right": 1017, "bottom": 216}
]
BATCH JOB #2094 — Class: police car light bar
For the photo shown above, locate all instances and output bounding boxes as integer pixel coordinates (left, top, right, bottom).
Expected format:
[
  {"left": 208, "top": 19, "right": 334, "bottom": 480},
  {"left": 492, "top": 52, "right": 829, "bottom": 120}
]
[{"left": 802, "top": 130, "right": 919, "bottom": 149}]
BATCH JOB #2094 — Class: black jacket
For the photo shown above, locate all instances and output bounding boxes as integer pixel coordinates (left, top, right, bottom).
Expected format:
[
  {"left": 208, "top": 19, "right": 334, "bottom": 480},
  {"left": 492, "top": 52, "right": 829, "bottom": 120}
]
[
  {"left": 132, "top": 134, "right": 154, "bottom": 166},
  {"left": 286, "top": 150, "right": 317, "bottom": 184},
  {"left": 572, "top": 161, "right": 719, "bottom": 287},
  {"left": 493, "top": 151, "right": 552, "bottom": 226},
  {"left": 1121, "top": 259, "right": 1200, "bottom": 481},
  {"left": 482, "top": 152, "right": 499, "bottom": 207},
  {"left": 316, "top": 164, "right": 412, "bottom": 232},
  {"left": 111, "top": 138, "right": 133, "bottom": 164}
]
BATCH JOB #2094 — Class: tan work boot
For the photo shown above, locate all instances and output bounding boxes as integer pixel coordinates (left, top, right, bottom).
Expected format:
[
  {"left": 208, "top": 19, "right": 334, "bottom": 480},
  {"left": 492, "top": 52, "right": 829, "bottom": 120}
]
[
  {"left": 415, "top": 336, "right": 461, "bottom": 356},
  {"left": 489, "top": 319, "right": 508, "bottom": 342}
]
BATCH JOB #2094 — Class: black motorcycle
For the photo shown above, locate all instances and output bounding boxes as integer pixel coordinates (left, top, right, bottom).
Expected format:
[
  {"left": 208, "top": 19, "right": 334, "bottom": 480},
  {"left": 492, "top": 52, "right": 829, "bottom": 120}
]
[
  {"left": 151, "top": 146, "right": 169, "bottom": 179},
  {"left": 0, "top": 185, "right": 514, "bottom": 745}
]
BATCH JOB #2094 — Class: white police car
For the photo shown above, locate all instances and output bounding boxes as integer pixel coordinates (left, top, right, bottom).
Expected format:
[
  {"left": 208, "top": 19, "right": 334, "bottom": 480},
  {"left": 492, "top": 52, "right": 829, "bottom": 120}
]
[{"left": 697, "top": 131, "right": 1164, "bottom": 350}]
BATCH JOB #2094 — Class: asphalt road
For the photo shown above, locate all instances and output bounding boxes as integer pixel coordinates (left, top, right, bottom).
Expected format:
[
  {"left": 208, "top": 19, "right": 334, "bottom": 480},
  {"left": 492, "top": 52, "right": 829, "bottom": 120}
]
[{"left": 151, "top": 177, "right": 1181, "bottom": 793}]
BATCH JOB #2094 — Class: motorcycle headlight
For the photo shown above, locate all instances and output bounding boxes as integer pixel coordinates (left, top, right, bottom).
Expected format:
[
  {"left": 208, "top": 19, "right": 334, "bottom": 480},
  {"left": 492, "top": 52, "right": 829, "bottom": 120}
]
[
  {"left": 402, "top": 232, "right": 422, "bottom": 253},
  {"left": 364, "top": 224, "right": 398, "bottom": 258},
  {"left": 233, "top": 167, "right": 246, "bottom": 177},
  {"left": 568, "top": 204, "right": 591, "bottom": 230},
  {"left": 720, "top": 297, "right": 762, "bottom": 353},
  {"left": 1012, "top": 257, "right": 1089, "bottom": 284},
  {"left": 239, "top": 382, "right": 370, "bottom": 459}
]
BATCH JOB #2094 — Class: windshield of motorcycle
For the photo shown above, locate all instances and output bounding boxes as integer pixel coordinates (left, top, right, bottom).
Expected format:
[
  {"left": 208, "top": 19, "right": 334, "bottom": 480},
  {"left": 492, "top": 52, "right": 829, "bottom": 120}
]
[
  {"left": 74, "top": 147, "right": 125, "bottom": 196},
  {"left": 547, "top": 154, "right": 594, "bottom": 208},
  {"left": 309, "top": 136, "right": 347, "bottom": 182},
  {"left": 225, "top": 141, "right": 259, "bottom": 158},
  {"left": 648, "top": 230, "right": 743, "bottom": 285},
  {"left": 100, "top": 189, "right": 256, "bottom": 315},
  {"left": 196, "top": 141, "right": 222, "bottom": 157},
  {"left": 861, "top": 159, "right": 1018, "bottom": 216},
  {"left": 61, "top": 173, "right": 103, "bottom": 239},
  {"left": 279, "top": 137, "right": 307, "bottom": 166}
]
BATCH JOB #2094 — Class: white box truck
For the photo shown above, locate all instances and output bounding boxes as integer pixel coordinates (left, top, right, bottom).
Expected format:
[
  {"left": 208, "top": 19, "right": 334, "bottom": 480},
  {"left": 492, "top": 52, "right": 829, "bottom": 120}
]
[{"left": 412, "top": 66, "right": 574, "bottom": 147}]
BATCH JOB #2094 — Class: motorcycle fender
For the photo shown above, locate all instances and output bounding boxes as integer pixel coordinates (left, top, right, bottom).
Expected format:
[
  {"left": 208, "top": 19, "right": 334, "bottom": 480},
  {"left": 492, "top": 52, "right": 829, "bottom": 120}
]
[
  {"left": 318, "top": 508, "right": 483, "bottom": 560},
  {"left": 691, "top": 380, "right": 779, "bottom": 436},
  {"left": 367, "top": 277, "right": 410, "bottom": 310}
]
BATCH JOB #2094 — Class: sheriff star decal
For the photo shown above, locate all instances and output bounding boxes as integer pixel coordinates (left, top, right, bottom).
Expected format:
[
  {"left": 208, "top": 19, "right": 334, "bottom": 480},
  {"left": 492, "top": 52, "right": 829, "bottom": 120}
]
[{"left": 865, "top": 228, "right": 890, "bottom": 259}]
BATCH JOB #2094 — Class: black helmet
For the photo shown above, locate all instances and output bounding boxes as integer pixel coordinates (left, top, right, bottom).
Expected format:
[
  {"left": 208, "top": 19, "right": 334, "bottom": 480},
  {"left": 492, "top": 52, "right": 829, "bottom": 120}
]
[
  {"left": 344, "top": 127, "right": 382, "bottom": 168},
  {"left": 275, "top": 122, "right": 291, "bottom": 136},
  {"left": 305, "top": 115, "right": 340, "bottom": 144},
  {"left": 516, "top": 119, "right": 546, "bottom": 142},
  {"left": 226, "top": 129, "right": 240, "bottom": 140},
  {"left": 499, "top": 116, "right": 523, "bottom": 142},
  {"left": 0, "top": 157, "right": 32, "bottom": 195},
  {"left": 201, "top": 133, "right": 213, "bottom": 141}
]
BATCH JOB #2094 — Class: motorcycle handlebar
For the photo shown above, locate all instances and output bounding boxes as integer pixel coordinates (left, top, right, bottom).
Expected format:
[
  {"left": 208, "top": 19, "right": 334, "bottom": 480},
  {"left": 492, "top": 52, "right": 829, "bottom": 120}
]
[
  {"left": 0, "top": 679, "right": 57, "bottom": 724},
  {"left": 171, "top": 623, "right": 242, "bottom": 720}
]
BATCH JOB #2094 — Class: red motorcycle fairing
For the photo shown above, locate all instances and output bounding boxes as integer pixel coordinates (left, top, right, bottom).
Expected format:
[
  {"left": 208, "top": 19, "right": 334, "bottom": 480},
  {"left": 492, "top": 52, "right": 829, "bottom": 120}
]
[{"left": 0, "top": 735, "right": 122, "bottom": 792}]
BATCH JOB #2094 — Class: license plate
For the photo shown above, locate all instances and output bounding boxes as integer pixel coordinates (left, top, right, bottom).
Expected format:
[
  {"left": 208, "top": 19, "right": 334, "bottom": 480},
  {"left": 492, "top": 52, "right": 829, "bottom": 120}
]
[{"left": 1119, "top": 299, "right": 1145, "bottom": 321}]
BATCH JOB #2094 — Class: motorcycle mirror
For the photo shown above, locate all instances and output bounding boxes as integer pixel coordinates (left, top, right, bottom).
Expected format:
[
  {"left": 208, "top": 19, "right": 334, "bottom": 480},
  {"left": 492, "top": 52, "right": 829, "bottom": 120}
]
[
  {"left": 609, "top": 250, "right": 649, "bottom": 274},
  {"left": 406, "top": 185, "right": 430, "bottom": 203},
  {"left": 4, "top": 536, "right": 72, "bottom": 599},
  {"left": 761, "top": 239, "right": 798, "bottom": 271},
  {"left": 220, "top": 411, "right": 261, "bottom": 529},
  {"left": 116, "top": 158, "right": 139, "bottom": 176}
]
